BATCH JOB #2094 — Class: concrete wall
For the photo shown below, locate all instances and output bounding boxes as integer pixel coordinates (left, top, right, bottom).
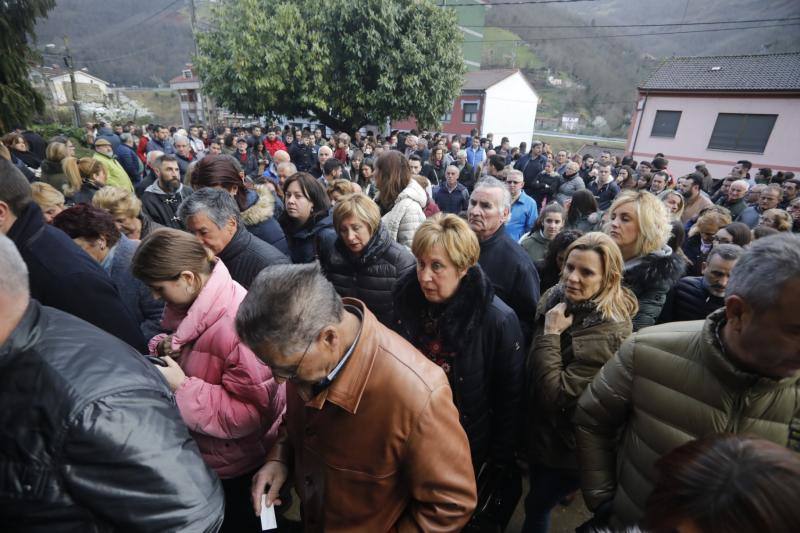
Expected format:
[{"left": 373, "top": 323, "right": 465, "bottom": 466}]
[
  {"left": 627, "top": 93, "right": 800, "bottom": 178},
  {"left": 482, "top": 71, "right": 538, "bottom": 148}
]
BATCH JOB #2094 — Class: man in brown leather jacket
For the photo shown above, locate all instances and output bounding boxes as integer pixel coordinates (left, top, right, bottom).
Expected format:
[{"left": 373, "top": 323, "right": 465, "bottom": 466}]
[{"left": 236, "top": 263, "right": 477, "bottom": 532}]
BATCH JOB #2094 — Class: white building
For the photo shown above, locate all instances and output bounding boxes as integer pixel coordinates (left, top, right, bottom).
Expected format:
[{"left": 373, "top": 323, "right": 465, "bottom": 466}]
[
  {"left": 394, "top": 69, "right": 539, "bottom": 148},
  {"left": 31, "top": 66, "right": 110, "bottom": 105}
]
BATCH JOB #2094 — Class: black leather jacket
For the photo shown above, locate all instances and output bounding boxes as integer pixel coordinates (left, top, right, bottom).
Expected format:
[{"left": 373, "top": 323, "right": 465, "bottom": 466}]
[{"left": 0, "top": 301, "right": 224, "bottom": 532}]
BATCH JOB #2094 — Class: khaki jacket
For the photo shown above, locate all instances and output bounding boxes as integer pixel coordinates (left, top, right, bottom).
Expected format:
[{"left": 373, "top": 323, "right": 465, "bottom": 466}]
[
  {"left": 527, "top": 287, "right": 632, "bottom": 469},
  {"left": 266, "top": 299, "right": 477, "bottom": 532},
  {"left": 574, "top": 309, "right": 800, "bottom": 527}
]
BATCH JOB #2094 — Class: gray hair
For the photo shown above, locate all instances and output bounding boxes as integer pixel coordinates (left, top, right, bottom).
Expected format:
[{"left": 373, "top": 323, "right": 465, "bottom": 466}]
[
  {"left": 236, "top": 263, "right": 343, "bottom": 355},
  {"left": 506, "top": 169, "right": 524, "bottom": 182},
  {"left": 731, "top": 179, "right": 750, "bottom": 190},
  {"left": 725, "top": 233, "right": 800, "bottom": 311},
  {"left": 120, "top": 132, "right": 134, "bottom": 145},
  {"left": 473, "top": 176, "right": 512, "bottom": 211},
  {"left": 177, "top": 187, "right": 240, "bottom": 228},
  {"left": 457, "top": 149, "right": 467, "bottom": 158},
  {"left": 146, "top": 150, "right": 164, "bottom": 166},
  {"left": 277, "top": 161, "right": 297, "bottom": 175},
  {"left": 0, "top": 234, "right": 28, "bottom": 296},
  {"left": 707, "top": 243, "right": 744, "bottom": 263},
  {"left": 173, "top": 134, "right": 189, "bottom": 146},
  {"left": 446, "top": 164, "right": 460, "bottom": 174}
]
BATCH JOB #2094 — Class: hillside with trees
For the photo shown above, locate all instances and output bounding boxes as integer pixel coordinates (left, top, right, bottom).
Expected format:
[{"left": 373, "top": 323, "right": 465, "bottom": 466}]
[{"left": 32, "top": 0, "right": 799, "bottom": 135}]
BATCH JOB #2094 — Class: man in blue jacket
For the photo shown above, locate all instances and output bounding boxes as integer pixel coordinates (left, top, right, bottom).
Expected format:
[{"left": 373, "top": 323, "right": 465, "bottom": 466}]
[{"left": 115, "top": 132, "right": 143, "bottom": 185}]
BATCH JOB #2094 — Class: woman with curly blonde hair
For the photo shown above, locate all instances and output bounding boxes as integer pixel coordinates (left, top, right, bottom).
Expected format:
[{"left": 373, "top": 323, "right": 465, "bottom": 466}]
[{"left": 606, "top": 190, "right": 686, "bottom": 330}]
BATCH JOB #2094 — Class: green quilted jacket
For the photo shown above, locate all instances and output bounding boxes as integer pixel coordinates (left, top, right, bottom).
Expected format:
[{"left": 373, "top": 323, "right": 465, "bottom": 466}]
[{"left": 573, "top": 309, "right": 800, "bottom": 527}]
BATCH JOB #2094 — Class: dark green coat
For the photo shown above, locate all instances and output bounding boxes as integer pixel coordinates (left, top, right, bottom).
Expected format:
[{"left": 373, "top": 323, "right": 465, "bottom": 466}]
[{"left": 574, "top": 309, "right": 800, "bottom": 527}]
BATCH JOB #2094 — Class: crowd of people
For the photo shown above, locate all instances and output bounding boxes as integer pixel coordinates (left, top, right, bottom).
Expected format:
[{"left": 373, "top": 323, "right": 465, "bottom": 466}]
[{"left": 1, "top": 119, "right": 799, "bottom": 532}]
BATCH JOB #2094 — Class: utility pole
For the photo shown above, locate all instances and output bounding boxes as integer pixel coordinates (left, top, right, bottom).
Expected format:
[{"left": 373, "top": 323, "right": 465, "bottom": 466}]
[
  {"left": 189, "top": 0, "right": 198, "bottom": 56},
  {"left": 62, "top": 36, "right": 81, "bottom": 127}
]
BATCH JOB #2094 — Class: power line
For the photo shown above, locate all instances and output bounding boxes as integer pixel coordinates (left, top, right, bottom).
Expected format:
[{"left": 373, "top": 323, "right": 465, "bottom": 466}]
[
  {"left": 460, "top": 16, "right": 800, "bottom": 29},
  {"left": 478, "top": 21, "right": 800, "bottom": 42}
]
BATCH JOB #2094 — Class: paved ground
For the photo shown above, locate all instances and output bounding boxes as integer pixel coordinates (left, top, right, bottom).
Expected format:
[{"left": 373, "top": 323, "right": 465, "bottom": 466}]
[{"left": 506, "top": 477, "right": 593, "bottom": 533}]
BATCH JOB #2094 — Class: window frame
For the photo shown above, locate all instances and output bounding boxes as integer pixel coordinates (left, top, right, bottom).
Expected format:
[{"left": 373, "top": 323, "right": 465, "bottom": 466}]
[
  {"left": 707, "top": 112, "right": 777, "bottom": 154},
  {"left": 462, "top": 100, "right": 479, "bottom": 124},
  {"left": 650, "top": 110, "right": 682, "bottom": 138}
]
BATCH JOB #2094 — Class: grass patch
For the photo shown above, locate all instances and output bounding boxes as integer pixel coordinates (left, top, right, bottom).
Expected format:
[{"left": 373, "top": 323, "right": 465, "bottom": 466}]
[
  {"left": 482, "top": 27, "right": 543, "bottom": 69},
  {"left": 121, "top": 89, "right": 182, "bottom": 126}
]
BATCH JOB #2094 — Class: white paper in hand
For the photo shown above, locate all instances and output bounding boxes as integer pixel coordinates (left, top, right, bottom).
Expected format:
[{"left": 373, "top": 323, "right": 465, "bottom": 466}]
[{"left": 260, "top": 494, "right": 278, "bottom": 531}]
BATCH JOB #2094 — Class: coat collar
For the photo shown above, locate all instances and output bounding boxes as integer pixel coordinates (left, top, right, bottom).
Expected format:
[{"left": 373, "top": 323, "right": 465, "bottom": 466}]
[
  {"left": 702, "top": 309, "right": 800, "bottom": 392},
  {"left": 0, "top": 301, "right": 40, "bottom": 365},
  {"left": 218, "top": 225, "right": 250, "bottom": 262},
  {"left": 304, "top": 299, "right": 378, "bottom": 414}
]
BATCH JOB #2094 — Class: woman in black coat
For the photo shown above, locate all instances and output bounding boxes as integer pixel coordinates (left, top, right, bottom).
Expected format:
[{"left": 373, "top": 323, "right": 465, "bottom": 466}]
[
  {"left": 393, "top": 214, "right": 524, "bottom": 476},
  {"left": 606, "top": 191, "right": 686, "bottom": 330},
  {"left": 318, "top": 193, "right": 415, "bottom": 326}
]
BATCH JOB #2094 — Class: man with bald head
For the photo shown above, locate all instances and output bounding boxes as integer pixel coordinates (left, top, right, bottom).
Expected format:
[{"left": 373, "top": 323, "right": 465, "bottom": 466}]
[
  {"left": 311, "top": 145, "right": 333, "bottom": 179},
  {"left": 262, "top": 149, "right": 291, "bottom": 183}
]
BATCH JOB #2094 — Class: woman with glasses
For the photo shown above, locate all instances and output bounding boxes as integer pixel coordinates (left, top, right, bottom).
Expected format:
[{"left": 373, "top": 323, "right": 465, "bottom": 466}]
[
  {"left": 132, "top": 228, "right": 285, "bottom": 533},
  {"left": 758, "top": 208, "right": 792, "bottom": 232},
  {"left": 713, "top": 222, "right": 752, "bottom": 248}
]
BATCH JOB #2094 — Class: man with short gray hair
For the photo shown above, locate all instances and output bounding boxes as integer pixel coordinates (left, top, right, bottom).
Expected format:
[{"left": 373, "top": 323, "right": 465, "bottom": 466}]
[
  {"left": 574, "top": 233, "right": 800, "bottom": 528},
  {"left": 179, "top": 188, "right": 288, "bottom": 289},
  {"left": 468, "top": 177, "right": 540, "bottom": 342},
  {"left": 236, "top": 263, "right": 477, "bottom": 530},
  {"left": 0, "top": 234, "right": 224, "bottom": 531}
]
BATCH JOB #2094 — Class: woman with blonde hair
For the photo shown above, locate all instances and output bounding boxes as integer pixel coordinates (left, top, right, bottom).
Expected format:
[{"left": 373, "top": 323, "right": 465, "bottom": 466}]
[
  {"left": 606, "top": 190, "right": 686, "bottom": 330},
  {"left": 65, "top": 157, "right": 107, "bottom": 204},
  {"left": 92, "top": 186, "right": 162, "bottom": 240},
  {"left": 758, "top": 208, "right": 792, "bottom": 232},
  {"left": 132, "top": 229, "right": 285, "bottom": 533},
  {"left": 40, "top": 142, "right": 71, "bottom": 194},
  {"left": 659, "top": 190, "right": 685, "bottom": 222},
  {"left": 30, "top": 182, "right": 65, "bottom": 223},
  {"left": 524, "top": 231, "right": 637, "bottom": 532},
  {"left": 318, "top": 193, "right": 415, "bottom": 326},
  {"left": 326, "top": 178, "right": 358, "bottom": 205},
  {"left": 393, "top": 214, "right": 524, "bottom": 528},
  {"left": 374, "top": 150, "right": 426, "bottom": 247}
]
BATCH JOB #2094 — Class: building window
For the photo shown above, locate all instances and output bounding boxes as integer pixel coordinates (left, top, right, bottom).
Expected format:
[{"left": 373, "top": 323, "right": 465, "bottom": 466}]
[
  {"left": 462, "top": 102, "right": 479, "bottom": 124},
  {"left": 650, "top": 110, "right": 681, "bottom": 138},
  {"left": 183, "top": 69, "right": 192, "bottom": 79},
  {"left": 441, "top": 102, "right": 453, "bottom": 123},
  {"left": 708, "top": 113, "right": 777, "bottom": 153}
]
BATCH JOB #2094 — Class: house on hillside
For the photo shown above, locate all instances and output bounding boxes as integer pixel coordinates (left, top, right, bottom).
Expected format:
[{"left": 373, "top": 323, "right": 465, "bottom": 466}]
[
  {"left": 30, "top": 65, "right": 110, "bottom": 105},
  {"left": 169, "top": 64, "right": 209, "bottom": 128},
  {"left": 393, "top": 68, "right": 538, "bottom": 148},
  {"left": 627, "top": 53, "right": 800, "bottom": 178}
]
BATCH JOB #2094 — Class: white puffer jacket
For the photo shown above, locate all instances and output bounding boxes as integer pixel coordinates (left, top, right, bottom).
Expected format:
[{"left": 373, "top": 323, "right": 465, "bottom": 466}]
[{"left": 382, "top": 179, "right": 428, "bottom": 248}]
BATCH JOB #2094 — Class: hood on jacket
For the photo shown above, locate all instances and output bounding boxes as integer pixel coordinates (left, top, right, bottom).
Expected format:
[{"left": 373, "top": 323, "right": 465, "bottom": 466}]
[
  {"left": 394, "top": 265, "right": 494, "bottom": 353},
  {"left": 624, "top": 245, "right": 687, "bottom": 293},
  {"left": 161, "top": 259, "right": 238, "bottom": 349},
  {"left": 241, "top": 185, "right": 275, "bottom": 226},
  {"left": 145, "top": 180, "right": 184, "bottom": 196},
  {"left": 397, "top": 179, "right": 428, "bottom": 209}
]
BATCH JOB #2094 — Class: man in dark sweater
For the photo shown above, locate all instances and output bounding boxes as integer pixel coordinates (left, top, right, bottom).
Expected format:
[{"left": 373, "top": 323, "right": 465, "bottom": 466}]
[
  {"left": 659, "top": 244, "right": 743, "bottom": 323},
  {"left": 467, "top": 176, "right": 540, "bottom": 343},
  {"left": 179, "top": 188, "right": 289, "bottom": 289},
  {"left": 141, "top": 154, "right": 192, "bottom": 229}
]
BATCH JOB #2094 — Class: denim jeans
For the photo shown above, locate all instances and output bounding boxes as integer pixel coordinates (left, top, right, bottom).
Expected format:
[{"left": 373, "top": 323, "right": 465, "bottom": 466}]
[{"left": 521, "top": 463, "right": 581, "bottom": 533}]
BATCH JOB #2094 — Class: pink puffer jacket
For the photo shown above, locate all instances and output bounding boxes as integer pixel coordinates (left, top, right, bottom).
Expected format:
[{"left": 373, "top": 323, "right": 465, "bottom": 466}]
[{"left": 149, "top": 259, "right": 285, "bottom": 478}]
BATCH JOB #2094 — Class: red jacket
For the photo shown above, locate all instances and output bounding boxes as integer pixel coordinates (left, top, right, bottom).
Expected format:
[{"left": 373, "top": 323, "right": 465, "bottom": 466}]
[
  {"left": 136, "top": 135, "right": 149, "bottom": 164},
  {"left": 263, "top": 138, "right": 287, "bottom": 157}
]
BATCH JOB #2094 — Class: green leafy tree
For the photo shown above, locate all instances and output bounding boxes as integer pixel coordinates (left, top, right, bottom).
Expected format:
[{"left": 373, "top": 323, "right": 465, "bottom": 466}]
[
  {"left": 0, "top": 0, "right": 56, "bottom": 133},
  {"left": 196, "top": 0, "right": 465, "bottom": 133}
]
